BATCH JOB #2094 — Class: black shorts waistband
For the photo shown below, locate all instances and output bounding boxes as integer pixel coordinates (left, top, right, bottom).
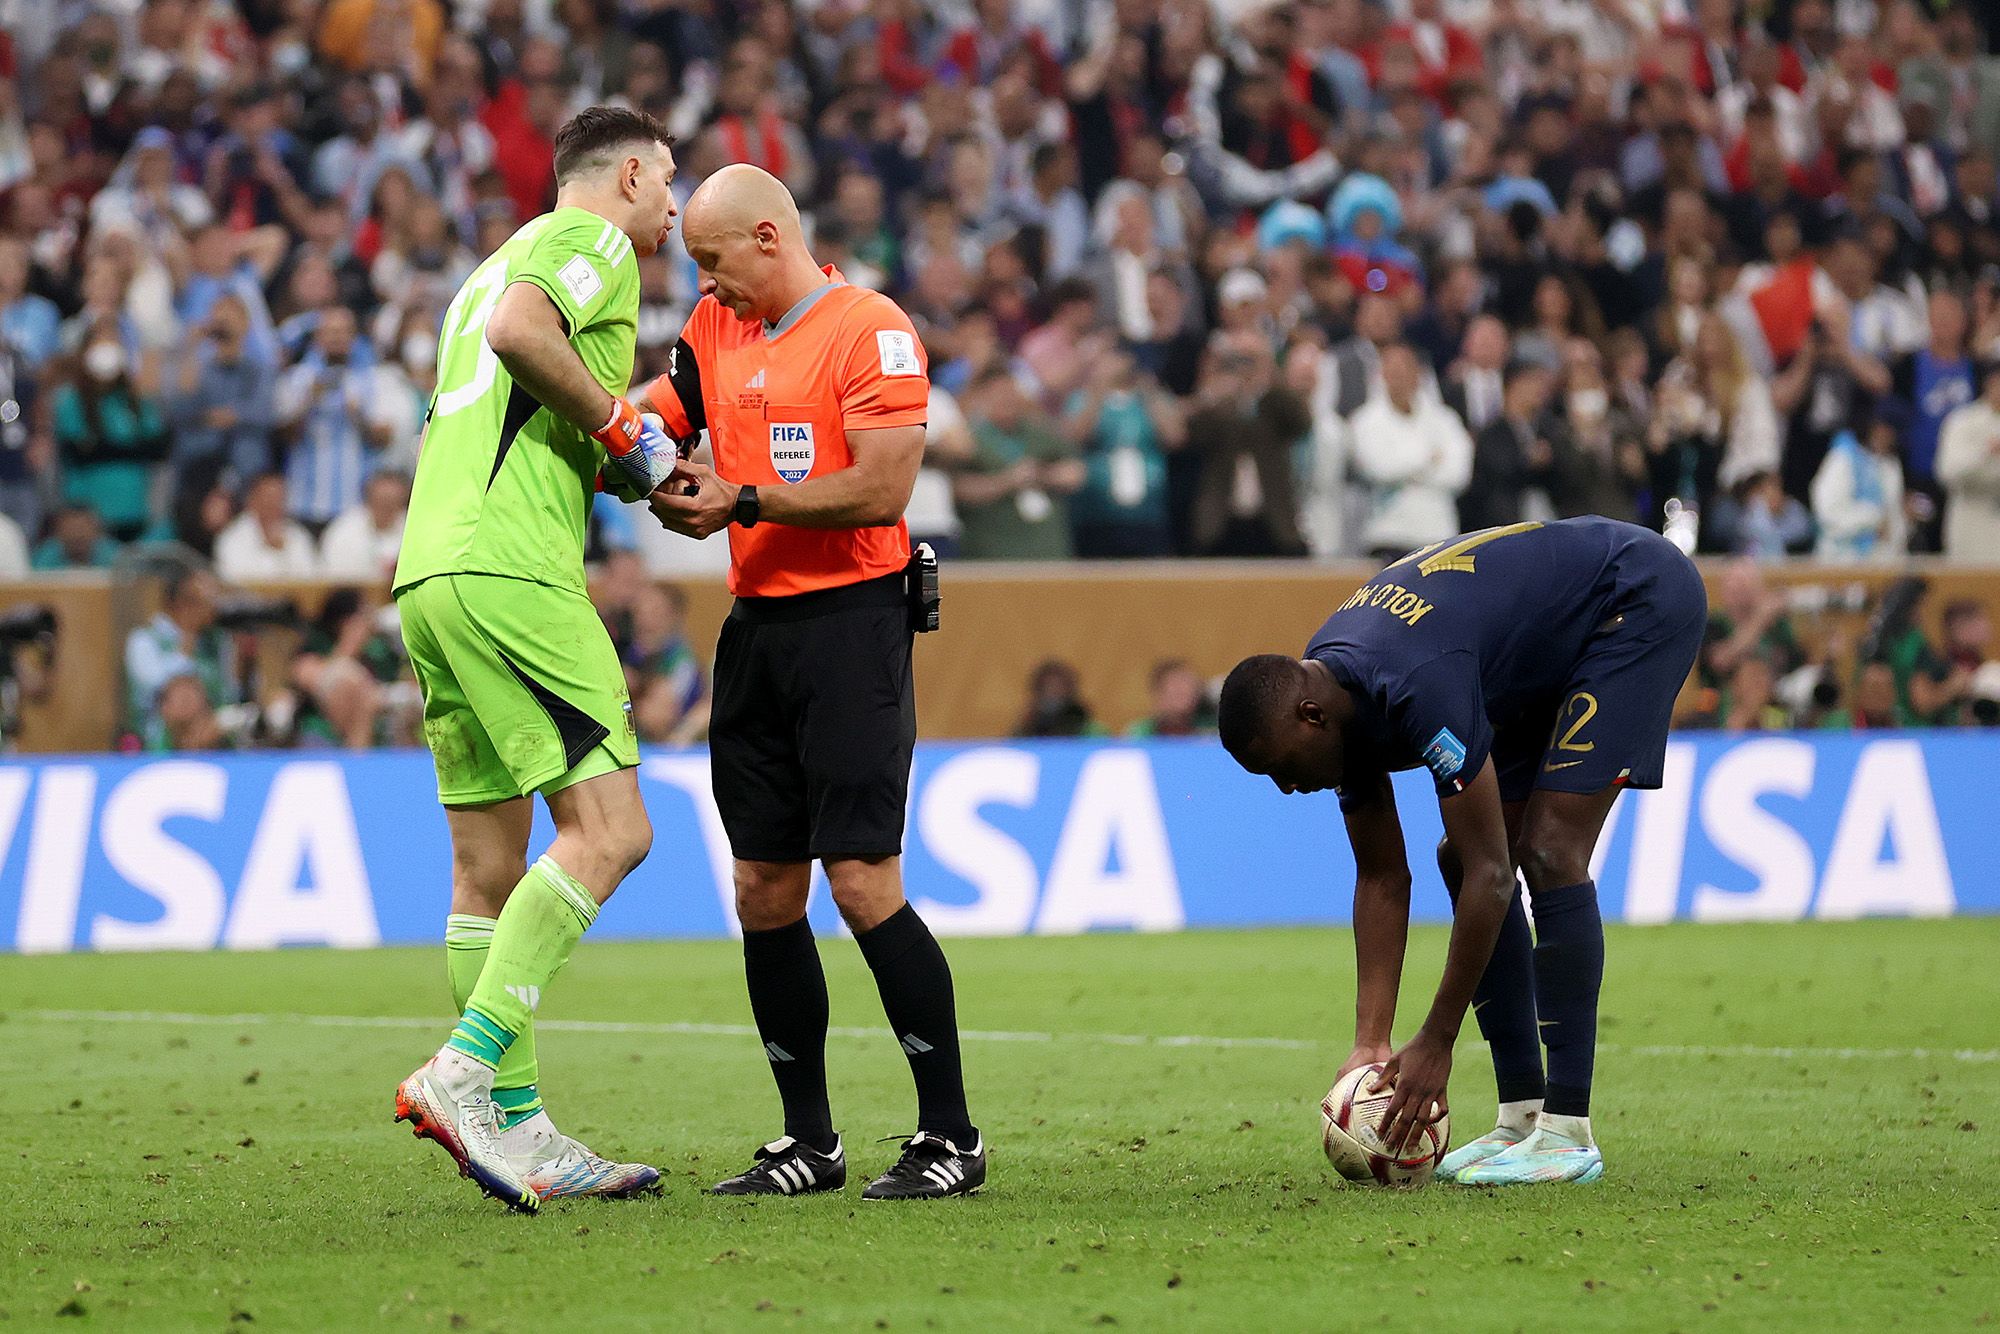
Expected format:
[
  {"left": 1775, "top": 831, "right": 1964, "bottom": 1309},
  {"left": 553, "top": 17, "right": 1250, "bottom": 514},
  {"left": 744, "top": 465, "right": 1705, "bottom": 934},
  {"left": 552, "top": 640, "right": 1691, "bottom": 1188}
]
[{"left": 729, "top": 570, "right": 906, "bottom": 625}]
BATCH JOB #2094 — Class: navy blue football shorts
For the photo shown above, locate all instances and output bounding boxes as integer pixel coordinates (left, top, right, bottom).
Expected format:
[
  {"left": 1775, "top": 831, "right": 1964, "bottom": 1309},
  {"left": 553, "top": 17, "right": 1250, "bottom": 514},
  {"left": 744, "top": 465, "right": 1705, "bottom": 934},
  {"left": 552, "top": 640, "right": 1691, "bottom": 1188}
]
[{"left": 1493, "top": 536, "right": 1708, "bottom": 804}]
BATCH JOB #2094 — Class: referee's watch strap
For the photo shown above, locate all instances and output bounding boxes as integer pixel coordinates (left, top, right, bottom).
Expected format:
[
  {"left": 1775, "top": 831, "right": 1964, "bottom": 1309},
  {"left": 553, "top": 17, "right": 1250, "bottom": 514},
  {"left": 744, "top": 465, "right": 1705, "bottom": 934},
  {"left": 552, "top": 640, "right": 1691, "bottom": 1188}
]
[{"left": 733, "top": 484, "right": 761, "bottom": 528}]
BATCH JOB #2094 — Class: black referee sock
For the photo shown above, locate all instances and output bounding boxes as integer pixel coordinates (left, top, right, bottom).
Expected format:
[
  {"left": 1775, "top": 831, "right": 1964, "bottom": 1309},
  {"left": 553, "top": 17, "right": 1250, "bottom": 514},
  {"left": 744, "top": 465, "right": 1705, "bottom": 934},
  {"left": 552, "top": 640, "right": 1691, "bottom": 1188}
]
[
  {"left": 1530, "top": 880, "right": 1605, "bottom": 1118},
  {"left": 856, "top": 904, "right": 976, "bottom": 1146},
  {"left": 742, "top": 915, "right": 838, "bottom": 1155},
  {"left": 1453, "top": 881, "right": 1547, "bottom": 1105}
]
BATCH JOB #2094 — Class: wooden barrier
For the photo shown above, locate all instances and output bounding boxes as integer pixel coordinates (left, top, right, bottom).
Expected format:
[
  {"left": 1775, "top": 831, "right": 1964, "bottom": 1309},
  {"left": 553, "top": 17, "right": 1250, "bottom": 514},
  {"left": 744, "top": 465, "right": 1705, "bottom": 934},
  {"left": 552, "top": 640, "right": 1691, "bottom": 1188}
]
[{"left": 7, "top": 558, "right": 2000, "bottom": 752}]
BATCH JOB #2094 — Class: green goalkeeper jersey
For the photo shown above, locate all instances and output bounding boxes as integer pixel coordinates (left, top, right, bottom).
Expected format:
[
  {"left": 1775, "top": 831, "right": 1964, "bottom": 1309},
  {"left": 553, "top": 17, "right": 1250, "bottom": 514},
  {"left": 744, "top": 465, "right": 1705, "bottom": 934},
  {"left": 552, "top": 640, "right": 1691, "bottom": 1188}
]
[{"left": 394, "top": 206, "right": 640, "bottom": 597}]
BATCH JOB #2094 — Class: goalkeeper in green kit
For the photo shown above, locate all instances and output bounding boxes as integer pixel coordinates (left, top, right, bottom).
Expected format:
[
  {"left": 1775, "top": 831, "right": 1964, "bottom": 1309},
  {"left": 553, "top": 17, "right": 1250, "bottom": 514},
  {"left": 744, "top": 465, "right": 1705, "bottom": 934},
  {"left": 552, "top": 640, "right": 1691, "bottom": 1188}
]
[{"left": 391, "top": 108, "right": 687, "bottom": 1212}]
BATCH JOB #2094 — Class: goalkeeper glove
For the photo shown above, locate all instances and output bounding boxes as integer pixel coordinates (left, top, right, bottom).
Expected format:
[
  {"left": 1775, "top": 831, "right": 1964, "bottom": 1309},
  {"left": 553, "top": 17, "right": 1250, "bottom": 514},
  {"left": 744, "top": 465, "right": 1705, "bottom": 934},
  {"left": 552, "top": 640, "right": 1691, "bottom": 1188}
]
[{"left": 591, "top": 396, "right": 678, "bottom": 495}]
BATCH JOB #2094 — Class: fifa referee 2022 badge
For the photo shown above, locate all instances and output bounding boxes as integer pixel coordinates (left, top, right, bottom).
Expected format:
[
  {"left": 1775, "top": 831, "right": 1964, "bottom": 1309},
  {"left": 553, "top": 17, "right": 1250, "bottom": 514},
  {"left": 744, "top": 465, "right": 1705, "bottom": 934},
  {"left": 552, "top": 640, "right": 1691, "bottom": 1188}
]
[{"left": 634, "top": 164, "right": 984, "bottom": 1201}]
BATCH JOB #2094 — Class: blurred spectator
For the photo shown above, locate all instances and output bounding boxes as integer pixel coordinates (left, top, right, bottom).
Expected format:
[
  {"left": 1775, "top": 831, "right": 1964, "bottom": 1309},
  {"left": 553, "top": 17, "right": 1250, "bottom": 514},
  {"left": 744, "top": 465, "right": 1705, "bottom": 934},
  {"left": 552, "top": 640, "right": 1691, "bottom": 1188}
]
[
  {"left": 1698, "top": 654, "right": 1791, "bottom": 732},
  {"left": 1647, "top": 314, "right": 1782, "bottom": 544},
  {"left": 1702, "top": 559, "right": 1806, "bottom": 690},
  {"left": 1125, "top": 659, "right": 1217, "bottom": 739},
  {"left": 1186, "top": 330, "right": 1311, "bottom": 557},
  {"left": 170, "top": 463, "right": 239, "bottom": 564},
  {"left": 1546, "top": 337, "right": 1648, "bottom": 524},
  {"left": 1327, "top": 174, "right": 1423, "bottom": 301},
  {"left": 1019, "top": 280, "right": 1106, "bottom": 411},
  {"left": 1941, "top": 599, "right": 1998, "bottom": 726},
  {"left": 1890, "top": 290, "right": 1978, "bottom": 550},
  {"left": 369, "top": 196, "right": 477, "bottom": 329},
  {"left": 620, "top": 583, "right": 709, "bottom": 745},
  {"left": 168, "top": 294, "right": 275, "bottom": 484},
  {"left": 91, "top": 127, "right": 214, "bottom": 239},
  {"left": 0, "top": 235, "right": 61, "bottom": 370},
  {"left": 1086, "top": 183, "right": 1200, "bottom": 347},
  {"left": 1064, "top": 347, "right": 1186, "bottom": 559},
  {"left": 1820, "top": 660, "right": 1911, "bottom": 730},
  {"left": 1867, "top": 577, "right": 1973, "bottom": 725},
  {"left": 1936, "top": 361, "right": 2000, "bottom": 561},
  {"left": 0, "top": 508, "right": 25, "bottom": 580},
  {"left": 1771, "top": 286, "right": 1893, "bottom": 504},
  {"left": 317, "top": 0, "right": 449, "bottom": 84},
  {"left": 54, "top": 325, "right": 169, "bottom": 542},
  {"left": 125, "top": 567, "right": 239, "bottom": 738},
  {"left": 954, "top": 367, "right": 1085, "bottom": 561},
  {"left": 1351, "top": 343, "right": 1472, "bottom": 562},
  {"left": 1515, "top": 274, "right": 1602, "bottom": 374},
  {"left": 148, "top": 672, "right": 228, "bottom": 752},
  {"left": 314, "top": 77, "right": 410, "bottom": 223},
  {"left": 1014, "top": 658, "right": 1102, "bottom": 739},
  {"left": 1440, "top": 315, "right": 1510, "bottom": 437},
  {"left": 291, "top": 587, "right": 400, "bottom": 748},
  {"left": 276, "top": 306, "right": 397, "bottom": 529},
  {"left": 1812, "top": 416, "right": 1911, "bottom": 562},
  {"left": 906, "top": 385, "right": 977, "bottom": 559},
  {"left": 178, "top": 225, "right": 283, "bottom": 365},
  {"left": 1013, "top": 142, "right": 1089, "bottom": 283},
  {"left": 30, "top": 503, "right": 118, "bottom": 571},
  {"left": 215, "top": 472, "right": 320, "bottom": 583},
  {"left": 1462, "top": 362, "right": 1556, "bottom": 532},
  {"left": 319, "top": 469, "right": 410, "bottom": 585},
  {"left": 0, "top": 334, "right": 44, "bottom": 541},
  {"left": 1711, "top": 470, "right": 1816, "bottom": 559},
  {"left": 1327, "top": 294, "right": 1406, "bottom": 417},
  {"left": 1127, "top": 270, "right": 1207, "bottom": 399}
]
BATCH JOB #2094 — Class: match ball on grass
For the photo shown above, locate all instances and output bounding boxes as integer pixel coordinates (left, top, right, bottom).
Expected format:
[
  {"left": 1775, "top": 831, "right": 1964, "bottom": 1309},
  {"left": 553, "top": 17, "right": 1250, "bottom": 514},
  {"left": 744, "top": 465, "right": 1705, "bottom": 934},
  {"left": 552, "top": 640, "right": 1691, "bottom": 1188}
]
[{"left": 1320, "top": 1063, "right": 1448, "bottom": 1188}]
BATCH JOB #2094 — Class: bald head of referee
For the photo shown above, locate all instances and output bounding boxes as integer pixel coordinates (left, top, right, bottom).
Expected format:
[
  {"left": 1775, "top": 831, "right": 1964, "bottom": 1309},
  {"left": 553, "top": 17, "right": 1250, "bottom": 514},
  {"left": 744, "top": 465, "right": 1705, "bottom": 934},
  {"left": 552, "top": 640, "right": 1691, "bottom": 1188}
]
[
  {"left": 635, "top": 161, "right": 983, "bottom": 1200},
  {"left": 678, "top": 164, "right": 826, "bottom": 326}
]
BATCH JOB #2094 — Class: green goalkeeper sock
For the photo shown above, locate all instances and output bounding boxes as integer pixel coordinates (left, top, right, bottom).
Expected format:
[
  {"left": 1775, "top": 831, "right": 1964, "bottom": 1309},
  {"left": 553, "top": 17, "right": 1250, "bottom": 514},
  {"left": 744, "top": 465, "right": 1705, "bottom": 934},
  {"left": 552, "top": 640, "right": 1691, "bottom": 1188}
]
[
  {"left": 445, "top": 913, "right": 543, "bottom": 1129},
  {"left": 447, "top": 857, "right": 598, "bottom": 1073}
]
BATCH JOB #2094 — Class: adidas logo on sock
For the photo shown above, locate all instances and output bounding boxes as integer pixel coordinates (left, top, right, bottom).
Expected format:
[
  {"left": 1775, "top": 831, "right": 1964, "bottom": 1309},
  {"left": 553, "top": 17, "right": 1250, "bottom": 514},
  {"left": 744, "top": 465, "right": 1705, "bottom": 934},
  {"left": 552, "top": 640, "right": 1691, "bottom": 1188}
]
[
  {"left": 506, "top": 984, "right": 542, "bottom": 1012},
  {"left": 764, "top": 1041, "right": 794, "bottom": 1063},
  {"left": 899, "top": 1034, "right": 933, "bottom": 1055}
]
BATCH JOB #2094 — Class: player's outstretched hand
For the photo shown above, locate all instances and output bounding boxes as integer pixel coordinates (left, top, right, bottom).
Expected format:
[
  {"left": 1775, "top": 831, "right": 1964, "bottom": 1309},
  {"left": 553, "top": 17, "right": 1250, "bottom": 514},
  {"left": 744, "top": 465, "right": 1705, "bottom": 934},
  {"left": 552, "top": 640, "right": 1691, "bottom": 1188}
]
[
  {"left": 649, "top": 460, "right": 737, "bottom": 539},
  {"left": 1372, "top": 1029, "right": 1451, "bottom": 1156}
]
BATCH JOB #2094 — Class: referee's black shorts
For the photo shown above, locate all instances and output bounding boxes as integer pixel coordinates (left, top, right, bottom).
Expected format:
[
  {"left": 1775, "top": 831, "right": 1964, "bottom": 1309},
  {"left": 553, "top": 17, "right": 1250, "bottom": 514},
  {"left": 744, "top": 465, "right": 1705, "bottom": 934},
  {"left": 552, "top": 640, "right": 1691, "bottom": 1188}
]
[{"left": 709, "top": 571, "right": 915, "bottom": 863}]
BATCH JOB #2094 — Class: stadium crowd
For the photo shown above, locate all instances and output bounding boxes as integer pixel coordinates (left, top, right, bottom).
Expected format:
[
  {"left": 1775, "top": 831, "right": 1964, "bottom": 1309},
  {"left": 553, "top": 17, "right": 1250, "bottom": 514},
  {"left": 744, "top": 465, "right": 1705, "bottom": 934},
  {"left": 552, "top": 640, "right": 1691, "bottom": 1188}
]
[{"left": 2, "top": 0, "right": 1999, "bottom": 752}]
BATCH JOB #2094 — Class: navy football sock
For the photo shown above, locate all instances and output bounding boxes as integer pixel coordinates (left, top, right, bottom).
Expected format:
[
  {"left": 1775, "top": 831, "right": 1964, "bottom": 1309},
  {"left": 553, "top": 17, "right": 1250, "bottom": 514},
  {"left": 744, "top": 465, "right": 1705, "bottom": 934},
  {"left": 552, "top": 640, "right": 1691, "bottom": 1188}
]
[
  {"left": 1450, "top": 879, "right": 1546, "bottom": 1104},
  {"left": 1530, "top": 880, "right": 1605, "bottom": 1119}
]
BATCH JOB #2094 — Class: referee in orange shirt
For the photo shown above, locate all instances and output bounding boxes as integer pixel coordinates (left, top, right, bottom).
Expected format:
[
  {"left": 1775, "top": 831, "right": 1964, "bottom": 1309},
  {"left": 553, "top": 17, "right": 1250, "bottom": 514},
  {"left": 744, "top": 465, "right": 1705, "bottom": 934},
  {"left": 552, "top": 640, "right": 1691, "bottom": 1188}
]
[{"left": 637, "top": 165, "right": 982, "bottom": 1200}]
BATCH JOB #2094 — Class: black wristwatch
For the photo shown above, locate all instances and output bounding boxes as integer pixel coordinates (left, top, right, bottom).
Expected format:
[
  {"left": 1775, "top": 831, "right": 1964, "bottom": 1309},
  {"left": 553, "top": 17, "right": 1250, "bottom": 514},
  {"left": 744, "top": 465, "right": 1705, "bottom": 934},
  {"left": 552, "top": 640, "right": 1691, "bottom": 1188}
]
[{"left": 733, "top": 484, "right": 761, "bottom": 528}]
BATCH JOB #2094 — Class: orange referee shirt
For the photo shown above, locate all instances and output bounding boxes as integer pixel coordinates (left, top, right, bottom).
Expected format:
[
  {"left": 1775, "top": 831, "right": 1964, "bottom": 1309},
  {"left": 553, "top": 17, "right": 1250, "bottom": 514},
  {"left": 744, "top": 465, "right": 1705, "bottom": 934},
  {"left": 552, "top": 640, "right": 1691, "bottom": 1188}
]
[{"left": 644, "top": 266, "right": 929, "bottom": 598}]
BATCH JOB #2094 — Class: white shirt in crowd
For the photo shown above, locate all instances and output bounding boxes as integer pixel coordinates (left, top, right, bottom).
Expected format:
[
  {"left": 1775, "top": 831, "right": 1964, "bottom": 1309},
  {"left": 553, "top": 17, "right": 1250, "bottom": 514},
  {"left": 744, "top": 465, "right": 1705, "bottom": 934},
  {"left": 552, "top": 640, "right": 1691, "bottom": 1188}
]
[
  {"left": 1936, "top": 397, "right": 2000, "bottom": 562},
  {"left": 1349, "top": 393, "right": 1474, "bottom": 554},
  {"left": 1716, "top": 377, "right": 1784, "bottom": 490},
  {"left": 1810, "top": 443, "right": 1906, "bottom": 562},
  {"left": 0, "top": 510, "right": 28, "bottom": 580},
  {"left": 318, "top": 504, "right": 406, "bottom": 583},
  {"left": 213, "top": 512, "right": 320, "bottom": 583},
  {"left": 904, "top": 386, "right": 968, "bottom": 543}
]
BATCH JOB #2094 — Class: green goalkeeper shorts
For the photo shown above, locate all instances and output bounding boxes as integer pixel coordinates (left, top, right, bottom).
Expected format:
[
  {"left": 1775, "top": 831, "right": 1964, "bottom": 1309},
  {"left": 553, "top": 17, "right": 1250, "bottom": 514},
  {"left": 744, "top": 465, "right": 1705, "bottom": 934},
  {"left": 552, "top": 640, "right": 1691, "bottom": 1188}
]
[{"left": 398, "top": 573, "right": 639, "bottom": 806}]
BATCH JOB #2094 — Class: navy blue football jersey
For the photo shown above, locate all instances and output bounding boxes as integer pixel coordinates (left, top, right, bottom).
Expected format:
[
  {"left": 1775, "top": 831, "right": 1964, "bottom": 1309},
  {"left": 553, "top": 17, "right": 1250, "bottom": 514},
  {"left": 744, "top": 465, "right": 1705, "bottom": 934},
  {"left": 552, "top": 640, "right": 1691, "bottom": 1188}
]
[{"left": 1307, "top": 518, "right": 1700, "bottom": 809}]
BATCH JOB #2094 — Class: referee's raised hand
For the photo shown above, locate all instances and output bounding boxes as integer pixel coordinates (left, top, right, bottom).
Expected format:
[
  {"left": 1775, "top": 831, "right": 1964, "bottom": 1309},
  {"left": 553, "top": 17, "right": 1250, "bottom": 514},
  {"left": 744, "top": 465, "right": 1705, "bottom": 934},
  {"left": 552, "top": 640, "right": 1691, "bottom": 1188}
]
[{"left": 649, "top": 460, "right": 734, "bottom": 538}]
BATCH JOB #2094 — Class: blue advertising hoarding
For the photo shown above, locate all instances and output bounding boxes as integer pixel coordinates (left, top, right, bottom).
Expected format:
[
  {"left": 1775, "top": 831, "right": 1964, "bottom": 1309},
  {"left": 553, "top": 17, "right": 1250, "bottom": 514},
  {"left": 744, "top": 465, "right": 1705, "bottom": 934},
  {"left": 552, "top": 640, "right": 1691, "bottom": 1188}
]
[{"left": 0, "top": 733, "right": 1990, "bottom": 953}]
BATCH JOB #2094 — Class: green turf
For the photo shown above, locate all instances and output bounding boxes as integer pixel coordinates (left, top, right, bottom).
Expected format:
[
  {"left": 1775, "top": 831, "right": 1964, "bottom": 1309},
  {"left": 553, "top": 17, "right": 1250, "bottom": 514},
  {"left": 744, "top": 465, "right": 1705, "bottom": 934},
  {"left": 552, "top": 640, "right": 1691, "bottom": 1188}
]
[{"left": 3, "top": 921, "right": 1997, "bottom": 1331}]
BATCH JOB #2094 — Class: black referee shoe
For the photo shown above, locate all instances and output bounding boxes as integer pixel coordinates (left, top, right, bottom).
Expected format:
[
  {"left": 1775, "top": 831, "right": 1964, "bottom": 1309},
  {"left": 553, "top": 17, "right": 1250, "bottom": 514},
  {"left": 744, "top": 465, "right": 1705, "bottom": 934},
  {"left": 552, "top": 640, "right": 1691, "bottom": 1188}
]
[
  {"left": 862, "top": 1131, "right": 986, "bottom": 1201},
  {"left": 710, "top": 1135, "right": 846, "bottom": 1196}
]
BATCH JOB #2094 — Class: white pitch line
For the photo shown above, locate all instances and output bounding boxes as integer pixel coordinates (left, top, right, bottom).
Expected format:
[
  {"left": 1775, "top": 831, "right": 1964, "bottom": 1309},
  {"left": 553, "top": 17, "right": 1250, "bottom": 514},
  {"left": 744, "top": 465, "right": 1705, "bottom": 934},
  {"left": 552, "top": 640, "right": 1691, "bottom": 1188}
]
[{"left": 7, "top": 1009, "right": 1999, "bottom": 1063}]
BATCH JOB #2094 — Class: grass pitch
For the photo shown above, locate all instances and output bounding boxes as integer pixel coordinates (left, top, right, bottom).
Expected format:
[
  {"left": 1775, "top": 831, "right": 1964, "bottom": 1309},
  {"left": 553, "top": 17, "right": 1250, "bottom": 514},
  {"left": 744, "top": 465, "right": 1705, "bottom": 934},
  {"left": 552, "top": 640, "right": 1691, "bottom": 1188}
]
[{"left": 4, "top": 920, "right": 1997, "bottom": 1331}]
